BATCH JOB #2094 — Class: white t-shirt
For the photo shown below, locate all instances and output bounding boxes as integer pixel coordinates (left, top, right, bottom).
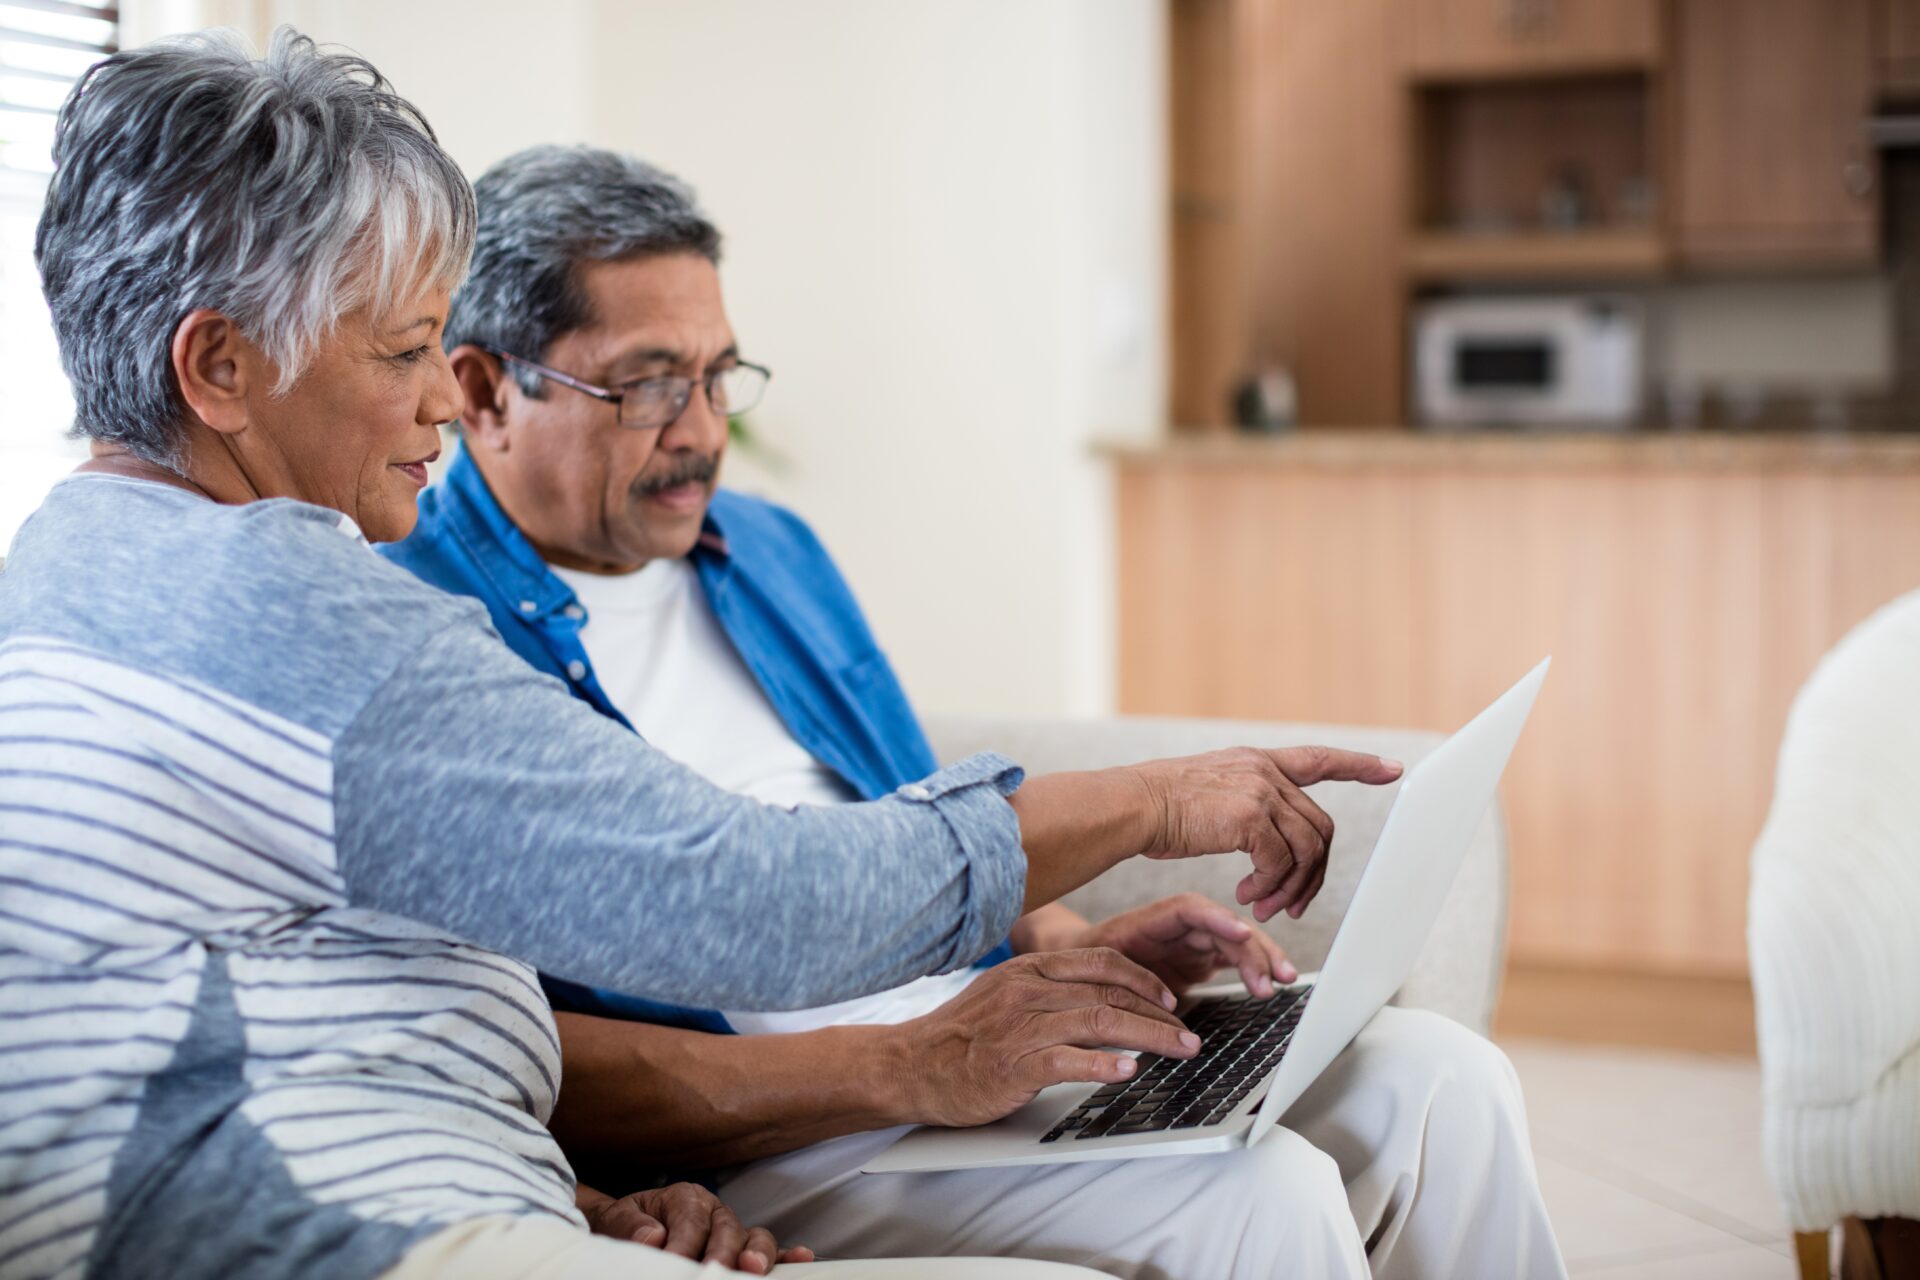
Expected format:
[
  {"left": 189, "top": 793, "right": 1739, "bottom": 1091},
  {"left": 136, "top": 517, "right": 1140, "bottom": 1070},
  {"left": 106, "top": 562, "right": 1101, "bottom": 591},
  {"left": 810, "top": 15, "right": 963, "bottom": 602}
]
[{"left": 551, "top": 559, "right": 979, "bottom": 1035}]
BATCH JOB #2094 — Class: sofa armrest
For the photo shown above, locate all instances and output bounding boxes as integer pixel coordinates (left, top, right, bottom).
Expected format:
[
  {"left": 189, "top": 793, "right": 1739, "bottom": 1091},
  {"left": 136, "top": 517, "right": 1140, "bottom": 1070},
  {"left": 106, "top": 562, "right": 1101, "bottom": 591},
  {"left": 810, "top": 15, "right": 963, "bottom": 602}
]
[
  {"left": 1749, "top": 589, "right": 1920, "bottom": 1229},
  {"left": 923, "top": 714, "right": 1510, "bottom": 1035}
]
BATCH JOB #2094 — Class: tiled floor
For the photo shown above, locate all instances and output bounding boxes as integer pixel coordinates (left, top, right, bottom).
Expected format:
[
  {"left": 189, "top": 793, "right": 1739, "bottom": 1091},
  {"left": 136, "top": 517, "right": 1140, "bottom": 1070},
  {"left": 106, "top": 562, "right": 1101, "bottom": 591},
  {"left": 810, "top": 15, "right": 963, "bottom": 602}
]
[{"left": 1501, "top": 1038, "right": 1806, "bottom": 1278}]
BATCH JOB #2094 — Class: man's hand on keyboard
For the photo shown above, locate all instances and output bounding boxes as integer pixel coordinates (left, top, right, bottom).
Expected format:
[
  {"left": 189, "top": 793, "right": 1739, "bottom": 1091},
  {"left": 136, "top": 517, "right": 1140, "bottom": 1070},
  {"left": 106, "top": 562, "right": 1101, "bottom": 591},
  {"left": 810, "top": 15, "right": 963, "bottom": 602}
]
[
  {"left": 1072, "top": 893, "right": 1297, "bottom": 998},
  {"left": 893, "top": 947, "right": 1200, "bottom": 1128}
]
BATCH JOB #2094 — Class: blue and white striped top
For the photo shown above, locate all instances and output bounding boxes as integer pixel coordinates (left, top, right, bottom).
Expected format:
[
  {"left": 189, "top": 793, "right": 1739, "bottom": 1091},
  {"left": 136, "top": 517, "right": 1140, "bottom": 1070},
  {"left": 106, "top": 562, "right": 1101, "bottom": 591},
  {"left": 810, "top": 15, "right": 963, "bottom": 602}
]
[{"left": 0, "top": 474, "right": 1026, "bottom": 1280}]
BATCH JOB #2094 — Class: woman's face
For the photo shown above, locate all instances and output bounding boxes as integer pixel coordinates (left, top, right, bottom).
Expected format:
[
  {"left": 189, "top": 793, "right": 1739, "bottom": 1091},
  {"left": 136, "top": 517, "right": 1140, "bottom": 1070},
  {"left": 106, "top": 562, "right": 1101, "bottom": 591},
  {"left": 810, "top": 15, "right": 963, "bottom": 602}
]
[{"left": 240, "top": 283, "right": 462, "bottom": 543}]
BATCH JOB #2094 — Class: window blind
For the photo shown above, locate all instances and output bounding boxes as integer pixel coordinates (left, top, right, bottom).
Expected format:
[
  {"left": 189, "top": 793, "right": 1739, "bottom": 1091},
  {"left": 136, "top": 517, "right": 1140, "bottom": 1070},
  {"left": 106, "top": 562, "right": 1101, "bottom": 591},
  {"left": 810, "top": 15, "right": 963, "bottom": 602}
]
[{"left": 0, "top": 0, "right": 118, "bottom": 178}]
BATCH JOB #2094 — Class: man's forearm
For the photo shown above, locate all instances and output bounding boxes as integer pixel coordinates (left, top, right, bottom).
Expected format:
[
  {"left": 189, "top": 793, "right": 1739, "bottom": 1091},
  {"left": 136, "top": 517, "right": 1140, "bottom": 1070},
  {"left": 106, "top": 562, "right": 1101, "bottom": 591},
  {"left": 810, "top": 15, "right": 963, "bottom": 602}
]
[
  {"left": 550, "top": 1013, "right": 924, "bottom": 1170},
  {"left": 1009, "top": 766, "right": 1156, "bottom": 912},
  {"left": 1007, "top": 902, "right": 1093, "bottom": 954}
]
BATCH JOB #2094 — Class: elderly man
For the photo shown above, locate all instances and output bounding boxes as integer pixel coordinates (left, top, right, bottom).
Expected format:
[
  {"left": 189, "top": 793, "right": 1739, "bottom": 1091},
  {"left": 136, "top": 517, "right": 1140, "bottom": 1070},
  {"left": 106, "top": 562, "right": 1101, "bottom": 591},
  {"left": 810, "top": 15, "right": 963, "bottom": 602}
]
[{"left": 383, "top": 146, "right": 1565, "bottom": 1280}]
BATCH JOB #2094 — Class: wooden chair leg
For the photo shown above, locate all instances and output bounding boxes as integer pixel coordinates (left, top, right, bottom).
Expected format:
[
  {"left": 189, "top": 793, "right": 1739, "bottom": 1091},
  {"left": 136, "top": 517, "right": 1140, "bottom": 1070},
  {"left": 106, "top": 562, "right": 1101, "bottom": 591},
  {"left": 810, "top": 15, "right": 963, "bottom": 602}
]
[
  {"left": 1843, "top": 1217, "right": 1920, "bottom": 1280},
  {"left": 1798, "top": 1229, "right": 1832, "bottom": 1280}
]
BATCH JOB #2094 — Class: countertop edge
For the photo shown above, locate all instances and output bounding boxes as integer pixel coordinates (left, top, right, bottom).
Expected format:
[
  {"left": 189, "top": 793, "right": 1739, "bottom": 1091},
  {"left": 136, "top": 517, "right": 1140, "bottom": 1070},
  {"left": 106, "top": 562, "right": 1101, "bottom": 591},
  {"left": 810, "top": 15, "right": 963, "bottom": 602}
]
[{"left": 1093, "top": 429, "right": 1920, "bottom": 472}]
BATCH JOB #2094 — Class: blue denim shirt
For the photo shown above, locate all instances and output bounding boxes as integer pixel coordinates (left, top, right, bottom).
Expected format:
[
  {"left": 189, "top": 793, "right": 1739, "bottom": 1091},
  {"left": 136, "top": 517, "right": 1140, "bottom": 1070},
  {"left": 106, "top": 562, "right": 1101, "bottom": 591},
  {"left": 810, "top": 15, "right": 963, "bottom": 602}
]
[{"left": 381, "top": 445, "right": 1012, "bottom": 1033}]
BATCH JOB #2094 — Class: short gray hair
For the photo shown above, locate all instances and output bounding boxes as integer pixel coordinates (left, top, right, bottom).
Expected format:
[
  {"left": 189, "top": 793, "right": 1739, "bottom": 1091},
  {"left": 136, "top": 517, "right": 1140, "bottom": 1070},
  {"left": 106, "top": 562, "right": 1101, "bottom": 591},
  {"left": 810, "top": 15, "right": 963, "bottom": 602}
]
[
  {"left": 447, "top": 145, "right": 720, "bottom": 397},
  {"left": 34, "top": 26, "right": 475, "bottom": 467}
]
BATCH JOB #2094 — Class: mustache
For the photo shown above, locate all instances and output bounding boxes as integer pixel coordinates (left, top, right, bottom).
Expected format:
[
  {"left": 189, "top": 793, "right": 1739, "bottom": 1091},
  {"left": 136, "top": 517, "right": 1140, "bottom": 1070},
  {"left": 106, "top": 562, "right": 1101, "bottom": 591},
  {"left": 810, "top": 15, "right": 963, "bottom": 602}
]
[{"left": 633, "top": 453, "right": 720, "bottom": 496}]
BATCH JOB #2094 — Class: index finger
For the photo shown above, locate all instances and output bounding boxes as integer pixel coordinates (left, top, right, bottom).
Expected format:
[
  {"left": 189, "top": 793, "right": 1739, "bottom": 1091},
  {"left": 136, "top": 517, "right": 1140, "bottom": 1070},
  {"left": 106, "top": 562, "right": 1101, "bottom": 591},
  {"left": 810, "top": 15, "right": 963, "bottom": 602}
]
[
  {"left": 1162, "top": 895, "right": 1256, "bottom": 943},
  {"left": 1213, "top": 927, "right": 1290, "bottom": 997},
  {"left": 1054, "top": 980, "right": 1189, "bottom": 1032},
  {"left": 1035, "top": 946, "right": 1179, "bottom": 1012},
  {"left": 1265, "top": 746, "right": 1403, "bottom": 787},
  {"left": 1236, "top": 928, "right": 1297, "bottom": 994},
  {"left": 602, "top": 1203, "right": 667, "bottom": 1248}
]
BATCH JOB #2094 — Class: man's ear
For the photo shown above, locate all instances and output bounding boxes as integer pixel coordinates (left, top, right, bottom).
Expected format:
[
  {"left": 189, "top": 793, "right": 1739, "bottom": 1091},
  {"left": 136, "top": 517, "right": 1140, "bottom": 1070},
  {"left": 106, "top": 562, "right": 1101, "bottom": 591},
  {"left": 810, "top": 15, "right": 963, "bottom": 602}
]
[
  {"left": 170, "top": 309, "right": 256, "bottom": 436},
  {"left": 450, "top": 344, "right": 512, "bottom": 452}
]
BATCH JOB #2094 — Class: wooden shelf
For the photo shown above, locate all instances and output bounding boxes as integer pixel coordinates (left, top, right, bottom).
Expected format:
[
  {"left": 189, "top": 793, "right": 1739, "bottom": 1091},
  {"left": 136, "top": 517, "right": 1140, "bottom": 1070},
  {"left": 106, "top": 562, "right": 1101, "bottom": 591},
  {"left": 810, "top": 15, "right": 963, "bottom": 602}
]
[
  {"left": 1407, "top": 228, "right": 1666, "bottom": 281},
  {"left": 1407, "top": 55, "right": 1660, "bottom": 84}
]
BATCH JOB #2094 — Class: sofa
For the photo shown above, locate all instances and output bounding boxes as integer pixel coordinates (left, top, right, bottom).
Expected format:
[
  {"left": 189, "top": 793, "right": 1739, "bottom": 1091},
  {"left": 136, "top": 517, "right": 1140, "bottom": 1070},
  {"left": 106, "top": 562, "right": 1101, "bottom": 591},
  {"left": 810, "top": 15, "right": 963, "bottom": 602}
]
[{"left": 924, "top": 714, "right": 1511, "bottom": 1036}]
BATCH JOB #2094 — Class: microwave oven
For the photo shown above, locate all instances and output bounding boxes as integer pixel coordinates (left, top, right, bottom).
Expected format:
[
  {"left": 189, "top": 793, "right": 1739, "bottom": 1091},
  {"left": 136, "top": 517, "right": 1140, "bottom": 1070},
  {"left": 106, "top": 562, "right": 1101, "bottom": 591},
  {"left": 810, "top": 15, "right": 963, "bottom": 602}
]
[{"left": 1413, "top": 296, "right": 1642, "bottom": 428}]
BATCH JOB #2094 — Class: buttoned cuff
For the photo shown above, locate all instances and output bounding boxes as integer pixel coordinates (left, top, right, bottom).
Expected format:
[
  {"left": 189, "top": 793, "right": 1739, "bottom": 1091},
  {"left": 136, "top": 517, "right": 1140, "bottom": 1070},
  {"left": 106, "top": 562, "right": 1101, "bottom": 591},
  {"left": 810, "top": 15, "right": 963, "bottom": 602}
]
[
  {"left": 895, "top": 751, "right": 1028, "bottom": 968},
  {"left": 893, "top": 750, "right": 1024, "bottom": 802}
]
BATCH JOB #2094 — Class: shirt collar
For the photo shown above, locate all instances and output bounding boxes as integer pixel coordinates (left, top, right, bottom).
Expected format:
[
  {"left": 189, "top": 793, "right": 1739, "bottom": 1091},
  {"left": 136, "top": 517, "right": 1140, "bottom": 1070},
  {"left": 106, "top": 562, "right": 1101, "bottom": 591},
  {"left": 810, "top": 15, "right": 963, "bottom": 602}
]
[{"left": 440, "top": 442, "right": 731, "bottom": 621}]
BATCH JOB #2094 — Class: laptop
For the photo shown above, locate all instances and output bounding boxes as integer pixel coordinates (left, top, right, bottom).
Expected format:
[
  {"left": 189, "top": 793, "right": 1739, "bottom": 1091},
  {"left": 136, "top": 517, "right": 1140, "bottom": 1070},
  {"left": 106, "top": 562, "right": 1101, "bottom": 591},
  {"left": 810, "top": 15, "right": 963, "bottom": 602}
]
[{"left": 863, "top": 657, "right": 1549, "bottom": 1174}]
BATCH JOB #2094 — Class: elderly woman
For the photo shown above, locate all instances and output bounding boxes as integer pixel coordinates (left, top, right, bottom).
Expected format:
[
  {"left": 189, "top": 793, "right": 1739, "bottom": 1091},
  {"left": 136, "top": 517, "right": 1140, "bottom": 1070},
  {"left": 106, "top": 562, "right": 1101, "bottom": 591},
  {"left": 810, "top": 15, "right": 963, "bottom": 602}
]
[{"left": 0, "top": 27, "right": 1401, "bottom": 1280}]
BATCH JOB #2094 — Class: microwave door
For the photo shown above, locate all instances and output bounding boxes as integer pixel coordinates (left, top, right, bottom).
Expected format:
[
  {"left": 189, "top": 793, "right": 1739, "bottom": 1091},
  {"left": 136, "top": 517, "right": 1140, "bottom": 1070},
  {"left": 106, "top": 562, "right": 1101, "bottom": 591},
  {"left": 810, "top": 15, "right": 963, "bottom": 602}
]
[
  {"left": 1458, "top": 339, "right": 1556, "bottom": 394},
  {"left": 1417, "top": 317, "right": 1574, "bottom": 426},
  {"left": 1453, "top": 337, "right": 1557, "bottom": 424}
]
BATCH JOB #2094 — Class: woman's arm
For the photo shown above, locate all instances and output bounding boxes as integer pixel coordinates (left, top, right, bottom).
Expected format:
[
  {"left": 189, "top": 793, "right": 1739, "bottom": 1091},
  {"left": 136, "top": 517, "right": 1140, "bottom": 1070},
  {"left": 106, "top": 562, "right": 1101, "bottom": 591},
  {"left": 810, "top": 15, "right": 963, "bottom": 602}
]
[
  {"left": 332, "top": 620, "right": 1399, "bottom": 1014},
  {"left": 334, "top": 621, "right": 1030, "bottom": 1012}
]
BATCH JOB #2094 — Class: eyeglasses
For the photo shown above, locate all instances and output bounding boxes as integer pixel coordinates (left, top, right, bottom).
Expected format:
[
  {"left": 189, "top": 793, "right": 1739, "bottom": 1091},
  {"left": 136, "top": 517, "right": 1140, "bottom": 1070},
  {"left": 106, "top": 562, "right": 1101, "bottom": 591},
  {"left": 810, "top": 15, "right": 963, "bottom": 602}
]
[{"left": 485, "top": 346, "right": 771, "bottom": 431}]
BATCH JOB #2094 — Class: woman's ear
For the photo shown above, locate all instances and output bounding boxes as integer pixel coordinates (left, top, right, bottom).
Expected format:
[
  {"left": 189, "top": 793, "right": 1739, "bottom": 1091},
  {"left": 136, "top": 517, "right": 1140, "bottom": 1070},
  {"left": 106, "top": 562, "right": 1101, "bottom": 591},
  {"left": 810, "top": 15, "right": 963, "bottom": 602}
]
[
  {"left": 170, "top": 309, "right": 257, "bottom": 436},
  {"left": 450, "top": 344, "right": 512, "bottom": 453}
]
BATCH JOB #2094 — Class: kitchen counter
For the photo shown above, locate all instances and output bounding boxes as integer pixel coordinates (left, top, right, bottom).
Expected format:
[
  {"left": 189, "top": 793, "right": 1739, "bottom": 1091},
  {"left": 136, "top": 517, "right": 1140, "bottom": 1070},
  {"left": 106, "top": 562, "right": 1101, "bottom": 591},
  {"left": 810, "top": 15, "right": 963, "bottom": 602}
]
[
  {"left": 1113, "top": 425, "right": 1920, "bottom": 978},
  {"left": 1099, "top": 428, "right": 1920, "bottom": 473}
]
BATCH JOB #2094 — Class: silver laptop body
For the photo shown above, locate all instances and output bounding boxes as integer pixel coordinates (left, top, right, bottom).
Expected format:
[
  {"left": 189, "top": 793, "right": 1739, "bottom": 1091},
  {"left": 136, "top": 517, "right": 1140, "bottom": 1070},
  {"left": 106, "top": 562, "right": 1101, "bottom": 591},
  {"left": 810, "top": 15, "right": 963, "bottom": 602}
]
[{"left": 862, "top": 657, "right": 1549, "bottom": 1175}]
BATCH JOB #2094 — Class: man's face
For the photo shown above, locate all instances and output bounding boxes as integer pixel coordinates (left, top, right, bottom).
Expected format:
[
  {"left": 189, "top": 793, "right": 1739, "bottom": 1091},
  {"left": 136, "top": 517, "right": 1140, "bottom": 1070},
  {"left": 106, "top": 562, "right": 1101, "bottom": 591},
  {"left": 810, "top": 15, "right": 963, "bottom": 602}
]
[{"left": 471, "top": 252, "right": 737, "bottom": 573}]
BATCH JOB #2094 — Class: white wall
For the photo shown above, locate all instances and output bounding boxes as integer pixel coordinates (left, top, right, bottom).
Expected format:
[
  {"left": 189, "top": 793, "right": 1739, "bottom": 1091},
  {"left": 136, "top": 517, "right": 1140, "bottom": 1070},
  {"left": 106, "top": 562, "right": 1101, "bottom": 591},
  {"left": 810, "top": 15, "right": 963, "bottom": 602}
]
[
  {"left": 116, "top": 0, "right": 1166, "bottom": 717},
  {"left": 575, "top": 0, "right": 1164, "bottom": 717},
  {"left": 1657, "top": 275, "right": 1891, "bottom": 386},
  {"left": 207, "top": 0, "right": 597, "bottom": 175}
]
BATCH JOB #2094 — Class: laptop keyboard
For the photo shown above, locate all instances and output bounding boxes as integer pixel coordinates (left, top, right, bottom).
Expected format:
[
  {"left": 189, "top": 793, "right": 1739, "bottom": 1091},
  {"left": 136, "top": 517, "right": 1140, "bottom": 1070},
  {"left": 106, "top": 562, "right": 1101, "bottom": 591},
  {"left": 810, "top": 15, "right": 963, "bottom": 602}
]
[{"left": 1039, "top": 986, "right": 1312, "bottom": 1143}]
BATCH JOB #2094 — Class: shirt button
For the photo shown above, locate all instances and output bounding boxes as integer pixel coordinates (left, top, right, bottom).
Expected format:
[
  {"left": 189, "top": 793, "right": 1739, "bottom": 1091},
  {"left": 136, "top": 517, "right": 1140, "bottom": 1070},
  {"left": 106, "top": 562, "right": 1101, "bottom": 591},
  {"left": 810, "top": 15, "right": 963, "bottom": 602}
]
[
  {"left": 566, "top": 660, "right": 588, "bottom": 681},
  {"left": 563, "top": 604, "right": 585, "bottom": 620},
  {"left": 900, "top": 783, "right": 932, "bottom": 801},
  {"left": 519, "top": 600, "right": 537, "bottom": 614}
]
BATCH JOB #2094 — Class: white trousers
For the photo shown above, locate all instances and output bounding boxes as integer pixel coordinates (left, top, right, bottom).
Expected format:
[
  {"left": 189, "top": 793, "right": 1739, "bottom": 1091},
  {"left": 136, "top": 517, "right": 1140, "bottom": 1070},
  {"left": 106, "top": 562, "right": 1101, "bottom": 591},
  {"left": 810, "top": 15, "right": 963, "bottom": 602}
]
[
  {"left": 383, "top": 1215, "right": 1110, "bottom": 1279},
  {"left": 716, "top": 1007, "right": 1567, "bottom": 1280}
]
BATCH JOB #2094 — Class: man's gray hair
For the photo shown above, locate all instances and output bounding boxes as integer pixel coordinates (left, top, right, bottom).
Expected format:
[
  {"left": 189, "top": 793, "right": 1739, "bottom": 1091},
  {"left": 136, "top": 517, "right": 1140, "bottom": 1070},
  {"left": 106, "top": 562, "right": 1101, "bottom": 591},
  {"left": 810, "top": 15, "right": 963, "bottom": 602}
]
[
  {"left": 34, "top": 26, "right": 475, "bottom": 467},
  {"left": 447, "top": 145, "right": 721, "bottom": 397}
]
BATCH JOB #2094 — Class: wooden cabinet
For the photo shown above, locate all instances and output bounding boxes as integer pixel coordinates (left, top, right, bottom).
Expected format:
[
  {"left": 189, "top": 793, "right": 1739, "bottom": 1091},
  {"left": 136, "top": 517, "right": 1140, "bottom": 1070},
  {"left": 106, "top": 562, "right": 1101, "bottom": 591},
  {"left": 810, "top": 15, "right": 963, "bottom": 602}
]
[
  {"left": 1169, "top": 0, "right": 1248, "bottom": 429},
  {"left": 1407, "top": 0, "right": 1661, "bottom": 79},
  {"left": 1244, "top": 1, "right": 1406, "bottom": 427},
  {"left": 1672, "top": 0, "right": 1879, "bottom": 270},
  {"left": 1167, "top": 0, "right": 1893, "bottom": 431},
  {"left": 1881, "top": 0, "right": 1920, "bottom": 95},
  {"left": 1168, "top": 0, "right": 1405, "bottom": 427}
]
